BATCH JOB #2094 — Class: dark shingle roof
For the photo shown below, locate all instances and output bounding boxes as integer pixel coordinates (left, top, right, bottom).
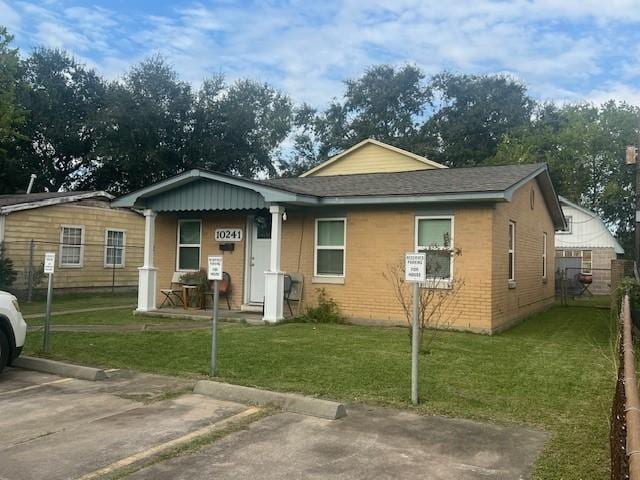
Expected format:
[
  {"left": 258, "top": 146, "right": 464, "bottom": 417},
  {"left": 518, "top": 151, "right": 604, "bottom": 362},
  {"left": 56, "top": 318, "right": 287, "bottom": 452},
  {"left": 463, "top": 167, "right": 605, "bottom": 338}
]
[
  {"left": 0, "top": 191, "right": 109, "bottom": 208},
  {"left": 261, "top": 163, "right": 545, "bottom": 197}
]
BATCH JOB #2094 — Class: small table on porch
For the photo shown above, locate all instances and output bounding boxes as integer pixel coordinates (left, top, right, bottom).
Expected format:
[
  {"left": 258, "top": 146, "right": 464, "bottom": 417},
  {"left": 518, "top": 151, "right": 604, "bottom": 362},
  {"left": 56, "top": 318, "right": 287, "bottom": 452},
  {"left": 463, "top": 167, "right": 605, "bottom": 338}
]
[{"left": 182, "top": 285, "right": 199, "bottom": 309}]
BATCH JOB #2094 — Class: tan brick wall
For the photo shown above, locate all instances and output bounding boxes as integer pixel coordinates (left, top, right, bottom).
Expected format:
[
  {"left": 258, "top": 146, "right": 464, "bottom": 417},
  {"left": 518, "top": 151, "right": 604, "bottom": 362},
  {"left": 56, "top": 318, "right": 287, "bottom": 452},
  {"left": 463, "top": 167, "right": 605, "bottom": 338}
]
[
  {"left": 153, "top": 213, "right": 247, "bottom": 309},
  {"left": 491, "top": 179, "right": 556, "bottom": 331},
  {"left": 3, "top": 202, "right": 144, "bottom": 291},
  {"left": 280, "top": 205, "right": 495, "bottom": 332}
]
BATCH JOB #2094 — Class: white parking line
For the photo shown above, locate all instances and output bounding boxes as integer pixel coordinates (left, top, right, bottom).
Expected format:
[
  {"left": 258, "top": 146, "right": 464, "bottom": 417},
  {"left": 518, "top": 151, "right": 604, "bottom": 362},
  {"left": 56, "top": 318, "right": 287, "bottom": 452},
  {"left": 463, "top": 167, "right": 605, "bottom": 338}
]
[
  {"left": 0, "top": 377, "right": 73, "bottom": 396},
  {"left": 76, "top": 407, "right": 262, "bottom": 480}
]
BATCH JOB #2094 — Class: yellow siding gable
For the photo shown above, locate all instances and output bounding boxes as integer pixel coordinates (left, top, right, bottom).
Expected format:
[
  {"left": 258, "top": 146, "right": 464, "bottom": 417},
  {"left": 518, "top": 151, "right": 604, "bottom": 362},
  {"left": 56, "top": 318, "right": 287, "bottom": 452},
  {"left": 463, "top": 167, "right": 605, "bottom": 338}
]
[{"left": 301, "top": 139, "right": 445, "bottom": 177}]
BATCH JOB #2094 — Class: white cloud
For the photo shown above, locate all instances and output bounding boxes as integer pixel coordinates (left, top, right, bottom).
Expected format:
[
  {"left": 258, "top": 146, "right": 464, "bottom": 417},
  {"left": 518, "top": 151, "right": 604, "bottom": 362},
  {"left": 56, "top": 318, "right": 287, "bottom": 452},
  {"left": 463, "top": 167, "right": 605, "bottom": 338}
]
[
  {"left": 587, "top": 82, "right": 640, "bottom": 105},
  {"left": 5, "top": 0, "right": 640, "bottom": 106}
]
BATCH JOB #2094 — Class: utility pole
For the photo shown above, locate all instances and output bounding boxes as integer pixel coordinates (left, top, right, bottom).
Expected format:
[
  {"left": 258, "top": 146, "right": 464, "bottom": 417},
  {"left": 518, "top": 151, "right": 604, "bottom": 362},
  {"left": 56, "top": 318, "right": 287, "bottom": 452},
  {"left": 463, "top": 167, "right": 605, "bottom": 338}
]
[{"left": 627, "top": 133, "right": 640, "bottom": 264}]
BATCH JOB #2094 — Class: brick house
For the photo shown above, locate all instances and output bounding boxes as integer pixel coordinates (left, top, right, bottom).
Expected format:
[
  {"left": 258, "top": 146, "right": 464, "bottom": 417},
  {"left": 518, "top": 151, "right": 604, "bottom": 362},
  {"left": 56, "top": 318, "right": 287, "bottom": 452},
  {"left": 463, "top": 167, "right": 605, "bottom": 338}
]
[{"left": 113, "top": 139, "right": 566, "bottom": 333}]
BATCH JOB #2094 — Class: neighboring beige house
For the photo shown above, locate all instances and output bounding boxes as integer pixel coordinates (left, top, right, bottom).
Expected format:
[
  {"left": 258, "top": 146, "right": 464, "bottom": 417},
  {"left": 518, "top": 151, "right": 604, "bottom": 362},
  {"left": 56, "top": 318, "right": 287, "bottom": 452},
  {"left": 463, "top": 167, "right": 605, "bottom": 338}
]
[
  {"left": 555, "top": 196, "right": 624, "bottom": 295},
  {"left": 113, "top": 139, "right": 566, "bottom": 334},
  {"left": 0, "top": 192, "right": 144, "bottom": 294}
]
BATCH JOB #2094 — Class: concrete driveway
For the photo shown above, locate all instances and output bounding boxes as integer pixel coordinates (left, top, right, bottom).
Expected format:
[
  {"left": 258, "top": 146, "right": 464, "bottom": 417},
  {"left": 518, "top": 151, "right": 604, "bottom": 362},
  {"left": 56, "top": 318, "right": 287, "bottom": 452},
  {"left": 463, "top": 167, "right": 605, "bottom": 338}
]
[{"left": 0, "top": 367, "right": 547, "bottom": 480}]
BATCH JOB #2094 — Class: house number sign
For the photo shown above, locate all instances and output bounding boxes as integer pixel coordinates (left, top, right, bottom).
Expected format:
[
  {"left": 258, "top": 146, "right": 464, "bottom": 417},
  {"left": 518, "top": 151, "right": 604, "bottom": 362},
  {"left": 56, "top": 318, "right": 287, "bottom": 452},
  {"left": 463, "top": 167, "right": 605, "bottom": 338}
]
[{"left": 214, "top": 228, "right": 243, "bottom": 242}]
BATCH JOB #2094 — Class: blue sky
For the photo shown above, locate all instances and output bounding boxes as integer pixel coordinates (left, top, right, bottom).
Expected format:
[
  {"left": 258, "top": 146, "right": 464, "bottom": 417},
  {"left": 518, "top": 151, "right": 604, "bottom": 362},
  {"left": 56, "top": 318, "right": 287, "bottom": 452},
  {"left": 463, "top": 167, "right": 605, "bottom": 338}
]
[{"left": 2, "top": 0, "right": 640, "bottom": 107}]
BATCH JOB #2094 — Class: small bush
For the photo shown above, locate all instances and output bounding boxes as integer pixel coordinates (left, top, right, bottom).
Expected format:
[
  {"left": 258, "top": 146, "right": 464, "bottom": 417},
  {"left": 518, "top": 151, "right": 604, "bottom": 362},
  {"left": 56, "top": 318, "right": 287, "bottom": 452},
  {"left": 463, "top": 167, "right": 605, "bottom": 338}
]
[
  {"left": 0, "top": 244, "right": 17, "bottom": 291},
  {"left": 299, "top": 288, "right": 343, "bottom": 324},
  {"left": 613, "top": 277, "right": 640, "bottom": 313}
]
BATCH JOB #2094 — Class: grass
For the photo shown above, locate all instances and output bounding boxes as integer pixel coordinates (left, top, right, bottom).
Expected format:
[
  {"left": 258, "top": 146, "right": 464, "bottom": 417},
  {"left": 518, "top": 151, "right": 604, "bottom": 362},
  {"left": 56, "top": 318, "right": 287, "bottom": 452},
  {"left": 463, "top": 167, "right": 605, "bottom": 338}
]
[
  {"left": 24, "top": 304, "right": 616, "bottom": 479},
  {"left": 20, "top": 291, "right": 137, "bottom": 316}
]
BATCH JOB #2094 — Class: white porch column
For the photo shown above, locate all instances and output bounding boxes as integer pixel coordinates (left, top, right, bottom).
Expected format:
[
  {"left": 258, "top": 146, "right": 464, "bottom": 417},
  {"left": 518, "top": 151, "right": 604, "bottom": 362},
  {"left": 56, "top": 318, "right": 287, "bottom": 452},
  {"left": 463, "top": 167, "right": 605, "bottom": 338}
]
[
  {"left": 263, "top": 205, "right": 285, "bottom": 322},
  {"left": 137, "top": 209, "right": 158, "bottom": 312}
]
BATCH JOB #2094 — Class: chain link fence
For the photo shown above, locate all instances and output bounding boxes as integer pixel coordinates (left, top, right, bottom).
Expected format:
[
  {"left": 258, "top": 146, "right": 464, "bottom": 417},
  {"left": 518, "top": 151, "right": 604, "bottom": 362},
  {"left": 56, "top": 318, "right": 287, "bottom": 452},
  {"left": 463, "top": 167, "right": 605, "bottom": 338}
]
[{"left": 1, "top": 239, "right": 144, "bottom": 300}]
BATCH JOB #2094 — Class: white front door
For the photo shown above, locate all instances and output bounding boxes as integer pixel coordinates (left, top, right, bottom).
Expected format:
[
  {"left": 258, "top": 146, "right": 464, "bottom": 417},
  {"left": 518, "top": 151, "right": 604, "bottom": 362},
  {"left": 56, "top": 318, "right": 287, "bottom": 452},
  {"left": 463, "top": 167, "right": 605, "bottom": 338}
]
[{"left": 249, "top": 214, "right": 271, "bottom": 304}]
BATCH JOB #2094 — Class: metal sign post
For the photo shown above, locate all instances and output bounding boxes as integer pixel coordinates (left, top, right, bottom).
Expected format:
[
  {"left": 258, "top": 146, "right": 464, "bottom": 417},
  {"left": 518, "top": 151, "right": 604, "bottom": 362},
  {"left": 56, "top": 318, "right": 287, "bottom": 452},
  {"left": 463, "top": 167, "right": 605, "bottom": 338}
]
[
  {"left": 405, "top": 252, "right": 426, "bottom": 405},
  {"left": 43, "top": 252, "right": 56, "bottom": 353},
  {"left": 207, "top": 255, "right": 223, "bottom": 376}
]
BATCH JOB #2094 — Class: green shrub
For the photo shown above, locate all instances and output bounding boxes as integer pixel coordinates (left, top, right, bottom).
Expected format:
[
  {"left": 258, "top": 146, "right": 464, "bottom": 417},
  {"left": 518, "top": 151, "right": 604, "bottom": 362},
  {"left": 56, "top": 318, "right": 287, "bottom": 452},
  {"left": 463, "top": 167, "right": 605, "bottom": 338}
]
[
  {"left": 179, "top": 269, "right": 208, "bottom": 306},
  {"left": 0, "top": 244, "right": 17, "bottom": 291},
  {"left": 299, "top": 288, "right": 343, "bottom": 324}
]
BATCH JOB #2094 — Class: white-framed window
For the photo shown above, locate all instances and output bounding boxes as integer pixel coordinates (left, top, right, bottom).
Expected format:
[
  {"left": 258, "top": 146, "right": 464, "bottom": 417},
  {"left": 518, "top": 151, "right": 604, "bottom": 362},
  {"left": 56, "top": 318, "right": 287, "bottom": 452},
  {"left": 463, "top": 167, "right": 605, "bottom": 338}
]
[
  {"left": 104, "top": 229, "right": 126, "bottom": 268},
  {"left": 177, "top": 219, "right": 201, "bottom": 271},
  {"left": 559, "top": 216, "right": 572, "bottom": 234},
  {"left": 542, "top": 232, "right": 547, "bottom": 279},
  {"left": 508, "top": 221, "right": 516, "bottom": 282},
  {"left": 415, "top": 216, "right": 454, "bottom": 282},
  {"left": 60, "top": 225, "right": 84, "bottom": 267},
  {"left": 314, "top": 218, "right": 346, "bottom": 277}
]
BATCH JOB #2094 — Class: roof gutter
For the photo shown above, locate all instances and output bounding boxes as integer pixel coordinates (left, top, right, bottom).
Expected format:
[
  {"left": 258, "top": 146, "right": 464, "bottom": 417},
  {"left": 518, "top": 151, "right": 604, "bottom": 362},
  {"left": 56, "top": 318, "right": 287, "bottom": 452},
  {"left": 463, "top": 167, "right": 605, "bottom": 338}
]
[{"left": 317, "top": 191, "right": 507, "bottom": 206}]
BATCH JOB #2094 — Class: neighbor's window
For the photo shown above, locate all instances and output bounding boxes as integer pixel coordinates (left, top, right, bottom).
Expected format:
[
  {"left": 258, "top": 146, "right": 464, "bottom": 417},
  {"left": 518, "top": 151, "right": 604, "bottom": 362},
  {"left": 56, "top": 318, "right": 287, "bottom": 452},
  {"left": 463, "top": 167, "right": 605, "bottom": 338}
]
[
  {"left": 581, "top": 249, "right": 592, "bottom": 274},
  {"left": 60, "top": 225, "right": 84, "bottom": 267},
  {"left": 177, "top": 220, "right": 201, "bottom": 271},
  {"left": 542, "top": 232, "right": 547, "bottom": 279},
  {"left": 105, "top": 229, "right": 126, "bottom": 268},
  {"left": 558, "top": 249, "right": 592, "bottom": 274},
  {"left": 315, "top": 218, "right": 346, "bottom": 277},
  {"left": 416, "top": 216, "right": 454, "bottom": 280},
  {"left": 508, "top": 221, "right": 516, "bottom": 282}
]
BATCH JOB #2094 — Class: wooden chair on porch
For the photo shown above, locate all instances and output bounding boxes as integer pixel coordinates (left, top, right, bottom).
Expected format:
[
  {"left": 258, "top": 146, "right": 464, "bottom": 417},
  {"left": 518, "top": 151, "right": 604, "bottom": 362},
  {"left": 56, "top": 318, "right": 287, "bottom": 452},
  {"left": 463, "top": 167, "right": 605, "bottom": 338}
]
[
  {"left": 203, "top": 272, "right": 232, "bottom": 310},
  {"left": 159, "top": 272, "right": 184, "bottom": 308}
]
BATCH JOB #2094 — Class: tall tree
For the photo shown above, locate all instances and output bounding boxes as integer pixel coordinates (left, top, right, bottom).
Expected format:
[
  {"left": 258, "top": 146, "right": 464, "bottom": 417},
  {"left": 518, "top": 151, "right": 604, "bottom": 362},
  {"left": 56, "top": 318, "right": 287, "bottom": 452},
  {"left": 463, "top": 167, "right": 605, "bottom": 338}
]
[
  {"left": 190, "top": 77, "right": 292, "bottom": 177},
  {"left": 0, "top": 27, "right": 27, "bottom": 193},
  {"left": 422, "top": 72, "right": 534, "bottom": 167},
  {"left": 86, "top": 55, "right": 193, "bottom": 194},
  {"left": 15, "top": 48, "right": 106, "bottom": 192},
  {"left": 283, "top": 65, "right": 430, "bottom": 175}
]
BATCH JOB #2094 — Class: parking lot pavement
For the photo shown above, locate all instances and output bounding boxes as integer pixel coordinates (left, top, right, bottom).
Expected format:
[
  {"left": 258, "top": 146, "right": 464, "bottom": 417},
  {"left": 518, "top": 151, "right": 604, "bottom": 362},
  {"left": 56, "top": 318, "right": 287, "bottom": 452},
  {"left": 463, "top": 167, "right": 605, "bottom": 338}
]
[
  {"left": 128, "top": 404, "right": 547, "bottom": 480},
  {"left": 0, "top": 367, "right": 251, "bottom": 480},
  {"left": 1, "top": 367, "right": 547, "bottom": 480}
]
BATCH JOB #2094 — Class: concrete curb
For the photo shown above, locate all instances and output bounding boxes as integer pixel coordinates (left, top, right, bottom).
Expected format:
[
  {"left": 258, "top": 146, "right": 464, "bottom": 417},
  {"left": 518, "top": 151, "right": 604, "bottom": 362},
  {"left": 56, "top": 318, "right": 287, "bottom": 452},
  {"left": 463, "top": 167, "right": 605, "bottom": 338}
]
[
  {"left": 12, "top": 356, "right": 107, "bottom": 381},
  {"left": 194, "top": 380, "right": 347, "bottom": 420}
]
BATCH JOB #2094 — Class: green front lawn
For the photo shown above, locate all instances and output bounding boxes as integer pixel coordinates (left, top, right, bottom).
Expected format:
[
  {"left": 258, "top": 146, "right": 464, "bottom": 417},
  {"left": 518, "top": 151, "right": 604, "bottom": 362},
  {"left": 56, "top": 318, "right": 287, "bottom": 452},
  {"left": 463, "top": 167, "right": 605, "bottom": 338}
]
[
  {"left": 24, "top": 304, "right": 615, "bottom": 479},
  {"left": 20, "top": 291, "right": 137, "bottom": 316}
]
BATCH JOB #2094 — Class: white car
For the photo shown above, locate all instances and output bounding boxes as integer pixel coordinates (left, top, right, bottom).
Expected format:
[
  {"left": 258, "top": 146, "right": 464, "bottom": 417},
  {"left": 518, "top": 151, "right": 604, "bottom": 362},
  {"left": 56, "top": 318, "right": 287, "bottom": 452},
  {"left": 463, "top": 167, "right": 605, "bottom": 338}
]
[{"left": 0, "top": 291, "right": 27, "bottom": 372}]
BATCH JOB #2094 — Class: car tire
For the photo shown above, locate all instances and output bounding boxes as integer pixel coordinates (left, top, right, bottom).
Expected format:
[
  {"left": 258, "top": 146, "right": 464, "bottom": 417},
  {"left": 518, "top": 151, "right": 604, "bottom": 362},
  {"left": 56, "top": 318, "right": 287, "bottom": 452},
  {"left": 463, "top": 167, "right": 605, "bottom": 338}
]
[{"left": 0, "top": 330, "right": 9, "bottom": 373}]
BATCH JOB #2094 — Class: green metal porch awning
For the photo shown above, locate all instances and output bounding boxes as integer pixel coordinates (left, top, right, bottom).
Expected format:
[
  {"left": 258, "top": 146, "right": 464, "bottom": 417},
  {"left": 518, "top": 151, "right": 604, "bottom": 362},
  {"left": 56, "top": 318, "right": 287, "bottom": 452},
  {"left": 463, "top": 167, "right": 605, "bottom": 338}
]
[{"left": 145, "top": 179, "right": 266, "bottom": 212}]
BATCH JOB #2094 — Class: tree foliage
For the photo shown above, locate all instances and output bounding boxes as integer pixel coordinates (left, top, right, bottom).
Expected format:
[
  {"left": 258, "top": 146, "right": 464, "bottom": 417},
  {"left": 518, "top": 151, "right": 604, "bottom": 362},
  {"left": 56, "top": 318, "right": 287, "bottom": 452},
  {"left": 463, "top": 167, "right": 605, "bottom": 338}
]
[
  {"left": 422, "top": 72, "right": 534, "bottom": 167},
  {"left": 85, "top": 56, "right": 193, "bottom": 194},
  {"left": 281, "top": 65, "right": 430, "bottom": 175},
  {"left": 0, "top": 27, "right": 26, "bottom": 193},
  {"left": 15, "top": 48, "right": 106, "bottom": 192},
  {"left": 494, "top": 101, "right": 639, "bottom": 255},
  {"left": 189, "top": 78, "right": 292, "bottom": 178}
]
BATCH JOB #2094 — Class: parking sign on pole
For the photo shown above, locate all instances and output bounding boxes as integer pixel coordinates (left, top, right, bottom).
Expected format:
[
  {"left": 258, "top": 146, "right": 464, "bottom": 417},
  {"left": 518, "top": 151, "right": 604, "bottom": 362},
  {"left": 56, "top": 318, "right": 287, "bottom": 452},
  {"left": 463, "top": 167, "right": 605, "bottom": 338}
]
[
  {"left": 405, "top": 252, "right": 426, "bottom": 405},
  {"left": 43, "top": 252, "right": 56, "bottom": 352},
  {"left": 207, "top": 256, "right": 223, "bottom": 376}
]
